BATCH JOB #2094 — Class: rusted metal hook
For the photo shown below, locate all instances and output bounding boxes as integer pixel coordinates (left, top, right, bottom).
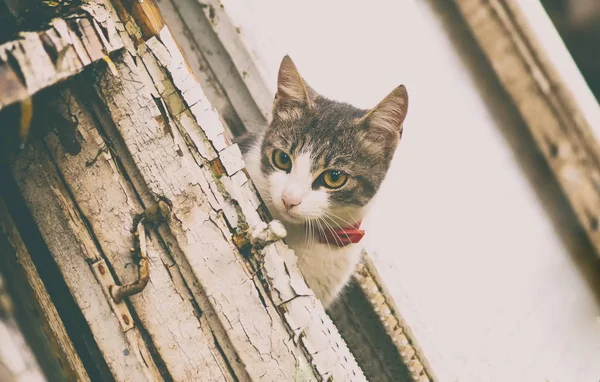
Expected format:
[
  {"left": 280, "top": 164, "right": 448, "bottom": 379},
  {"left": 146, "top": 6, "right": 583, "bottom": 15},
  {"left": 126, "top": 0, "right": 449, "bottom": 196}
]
[
  {"left": 110, "top": 217, "right": 150, "bottom": 303},
  {"left": 110, "top": 198, "right": 171, "bottom": 302}
]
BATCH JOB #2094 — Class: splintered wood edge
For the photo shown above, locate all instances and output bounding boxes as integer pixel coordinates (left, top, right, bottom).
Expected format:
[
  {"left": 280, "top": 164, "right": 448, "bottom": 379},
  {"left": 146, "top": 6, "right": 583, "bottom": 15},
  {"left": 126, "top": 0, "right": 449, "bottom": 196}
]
[
  {"left": 454, "top": 0, "right": 600, "bottom": 257},
  {"left": 0, "top": 3, "right": 124, "bottom": 111}
]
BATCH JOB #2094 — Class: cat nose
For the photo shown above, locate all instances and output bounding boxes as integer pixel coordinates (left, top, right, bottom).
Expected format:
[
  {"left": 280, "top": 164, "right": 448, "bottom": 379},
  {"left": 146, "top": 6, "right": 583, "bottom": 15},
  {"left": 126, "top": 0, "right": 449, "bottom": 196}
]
[{"left": 282, "top": 196, "right": 301, "bottom": 210}]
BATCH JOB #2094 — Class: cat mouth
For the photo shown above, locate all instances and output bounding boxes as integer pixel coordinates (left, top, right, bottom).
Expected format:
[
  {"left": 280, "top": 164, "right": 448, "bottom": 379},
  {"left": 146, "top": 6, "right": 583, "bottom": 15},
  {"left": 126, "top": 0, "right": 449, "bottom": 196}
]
[
  {"left": 276, "top": 208, "right": 317, "bottom": 225},
  {"left": 279, "top": 210, "right": 305, "bottom": 224}
]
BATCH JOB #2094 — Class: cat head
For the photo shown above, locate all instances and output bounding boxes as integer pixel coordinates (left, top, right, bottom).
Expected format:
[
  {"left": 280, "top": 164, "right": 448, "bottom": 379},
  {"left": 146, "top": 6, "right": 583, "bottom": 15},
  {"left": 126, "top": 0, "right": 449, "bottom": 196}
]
[{"left": 259, "top": 55, "right": 409, "bottom": 226}]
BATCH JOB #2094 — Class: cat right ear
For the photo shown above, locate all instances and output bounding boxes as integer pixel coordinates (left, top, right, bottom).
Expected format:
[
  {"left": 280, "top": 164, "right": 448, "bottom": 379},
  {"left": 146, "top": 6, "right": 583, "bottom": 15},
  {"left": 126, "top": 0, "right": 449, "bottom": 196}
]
[
  {"left": 364, "top": 85, "right": 409, "bottom": 143},
  {"left": 275, "top": 55, "right": 312, "bottom": 108}
]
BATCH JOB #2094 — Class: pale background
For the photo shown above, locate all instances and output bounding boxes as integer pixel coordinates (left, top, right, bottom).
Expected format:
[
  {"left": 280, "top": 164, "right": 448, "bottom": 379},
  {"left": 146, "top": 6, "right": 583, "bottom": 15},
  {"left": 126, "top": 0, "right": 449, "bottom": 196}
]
[{"left": 195, "top": 0, "right": 600, "bottom": 380}]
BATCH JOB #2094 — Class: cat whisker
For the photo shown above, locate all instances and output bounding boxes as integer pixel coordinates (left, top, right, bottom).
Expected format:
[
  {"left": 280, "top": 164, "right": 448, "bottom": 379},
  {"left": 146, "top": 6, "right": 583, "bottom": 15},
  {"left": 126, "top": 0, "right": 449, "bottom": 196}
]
[
  {"left": 304, "top": 219, "right": 312, "bottom": 249},
  {"left": 322, "top": 210, "right": 358, "bottom": 231},
  {"left": 304, "top": 218, "right": 313, "bottom": 249},
  {"left": 345, "top": 211, "right": 362, "bottom": 228},
  {"left": 315, "top": 217, "right": 335, "bottom": 275},
  {"left": 311, "top": 218, "right": 318, "bottom": 248},
  {"left": 304, "top": 218, "right": 313, "bottom": 250},
  {"left": 306, "top": 219, "right": 313, "bottom": 248},
  {"left": 310, "top": 219, "right": 316, "bottom": 248},
  {"left": 322, "top": 212, "right": 347, "bottom": 230},
  {"left": 302, "top": 218, "right": 308, "bottom": 249},
  {"left": 319, "top": 217, "right": 344, "bottom": 248}
]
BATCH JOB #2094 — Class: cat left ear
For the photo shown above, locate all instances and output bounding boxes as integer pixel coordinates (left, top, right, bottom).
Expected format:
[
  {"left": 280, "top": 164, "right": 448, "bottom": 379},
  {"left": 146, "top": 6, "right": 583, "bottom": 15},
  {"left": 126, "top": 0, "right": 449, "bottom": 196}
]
[
  {"left": 275, "top": 55, "right": 312, "bottom": 107},
  {"left": 364, "top": 85, "right": 409, "bottom": 141}
]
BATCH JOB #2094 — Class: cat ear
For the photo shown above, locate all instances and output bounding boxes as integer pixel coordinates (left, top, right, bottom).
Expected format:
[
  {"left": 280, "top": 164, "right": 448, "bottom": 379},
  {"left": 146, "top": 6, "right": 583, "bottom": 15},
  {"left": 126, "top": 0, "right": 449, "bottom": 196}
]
[
  {"left": 364, "top": 85, "right": 409, "bottom": 141},
  {"left": 275, "top": 55, "right": 312, "bottom": 107}
]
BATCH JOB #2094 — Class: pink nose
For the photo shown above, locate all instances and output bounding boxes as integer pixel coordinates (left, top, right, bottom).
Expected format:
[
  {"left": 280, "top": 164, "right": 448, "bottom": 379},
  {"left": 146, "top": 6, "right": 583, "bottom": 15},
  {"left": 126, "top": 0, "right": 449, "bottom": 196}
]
[{"left": 282, "top": 196, "right": 301, "bottom": 210}]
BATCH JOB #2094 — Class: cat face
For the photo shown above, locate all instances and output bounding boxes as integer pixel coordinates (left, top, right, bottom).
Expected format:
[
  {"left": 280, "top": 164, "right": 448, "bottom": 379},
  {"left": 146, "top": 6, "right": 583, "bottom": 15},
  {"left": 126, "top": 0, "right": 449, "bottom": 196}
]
[{"left": 258, "top": 56, "right": 409, "bottom": 226}]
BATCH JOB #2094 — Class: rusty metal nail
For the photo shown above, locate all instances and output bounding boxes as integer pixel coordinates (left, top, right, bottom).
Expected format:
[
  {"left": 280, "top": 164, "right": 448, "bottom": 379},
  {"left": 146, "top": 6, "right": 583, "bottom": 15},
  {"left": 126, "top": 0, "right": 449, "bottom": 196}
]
[
  {"left": 98, "top": 264, "right": 106, "bottom": 275},
  {"left": 122, "top": 314, "right": 130, "bottom": 325}
]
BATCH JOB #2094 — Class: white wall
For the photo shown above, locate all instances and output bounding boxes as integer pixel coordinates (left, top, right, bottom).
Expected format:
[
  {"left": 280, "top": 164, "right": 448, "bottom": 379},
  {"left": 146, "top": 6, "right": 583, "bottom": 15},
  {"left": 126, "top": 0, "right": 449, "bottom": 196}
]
[{"left": 219, "top": 0, "right": 600, "bottom": 380}]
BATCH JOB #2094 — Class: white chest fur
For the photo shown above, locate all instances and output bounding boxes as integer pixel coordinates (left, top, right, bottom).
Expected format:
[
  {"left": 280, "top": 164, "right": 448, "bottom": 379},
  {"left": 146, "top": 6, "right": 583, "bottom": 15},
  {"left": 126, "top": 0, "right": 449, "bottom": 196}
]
[{"left": 283, "top": 225, "right": 363, "bottom": 306}]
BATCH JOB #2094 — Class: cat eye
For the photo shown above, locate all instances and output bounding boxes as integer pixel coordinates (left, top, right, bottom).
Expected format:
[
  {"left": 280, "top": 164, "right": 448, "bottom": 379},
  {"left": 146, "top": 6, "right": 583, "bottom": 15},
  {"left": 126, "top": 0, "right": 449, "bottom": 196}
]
[
  {"left": 321, "top": 170, "right": 349, "bottom": 189},
  {"left": 272, "top": 149, "right": 292, "bottom": 172}
]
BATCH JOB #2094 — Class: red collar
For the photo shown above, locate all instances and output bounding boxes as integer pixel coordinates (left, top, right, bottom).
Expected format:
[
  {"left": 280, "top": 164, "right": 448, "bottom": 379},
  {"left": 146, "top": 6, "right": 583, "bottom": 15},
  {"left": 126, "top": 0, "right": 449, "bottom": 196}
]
[{"left": 317, "top": 222, "right": 365, "bottom": 247}]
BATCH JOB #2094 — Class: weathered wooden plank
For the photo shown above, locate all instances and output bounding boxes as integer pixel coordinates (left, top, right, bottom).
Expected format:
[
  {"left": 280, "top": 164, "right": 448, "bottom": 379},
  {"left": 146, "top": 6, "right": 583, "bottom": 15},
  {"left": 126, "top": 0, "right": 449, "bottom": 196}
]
[
  {"left": 90, "top": 0, "right": 366, "bottom": 379},
  {"left": 354, "top": 261, "right": 434, "bottom": 382},
  {"left": 0, "top": 273, "right": 46, "bottom": 382},
  {"left": 11, "top": 142, "right": 163, "bottom": 381},
  {"left": 42, "top": 84, "right": 235, "bottom": 381},
  {"left": 188, "top": 0, "right": 275, "bottom": 122},
  {"left": 0, "top": 199, "right": 90, "bottom": 382},
  {"left": 0, "top": 3, "right": 123, "bottom": 111},
  {"left": 328, "top": 280, "right": 413, "bottom": 382},
  {"left": 455, "top": 0, "right": 600, "bottom": 257},
  {"left": 157, "top": 0, "right": 266, "bottom": 136}
]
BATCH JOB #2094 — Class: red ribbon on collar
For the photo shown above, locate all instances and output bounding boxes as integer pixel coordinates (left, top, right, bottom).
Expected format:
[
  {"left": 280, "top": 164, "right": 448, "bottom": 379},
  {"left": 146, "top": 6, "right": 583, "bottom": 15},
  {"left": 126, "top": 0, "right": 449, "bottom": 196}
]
[{"left": 318, "top": 222, "right": 365, "bottom": 247}]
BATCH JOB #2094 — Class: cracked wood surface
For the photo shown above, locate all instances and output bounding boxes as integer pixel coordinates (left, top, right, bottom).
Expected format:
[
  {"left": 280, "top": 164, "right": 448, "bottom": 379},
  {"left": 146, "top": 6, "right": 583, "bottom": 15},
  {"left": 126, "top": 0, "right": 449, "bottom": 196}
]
[
  {"left": 12, "top": 141, "right": 164, "bottom": 381},
  {"left": 87, "top": 0, "right": 365, "bottom": 379},
  {"left": 44, "top": 87, "right": 236, "bottom": 382},
  {"left": 0, "top": 273, "right": 46, "bottom": 382},
  {"left": 0, "top": 199, "right": 89, "bottom": 382},
  {"left": 0, "top": 3, "right": 123, "bottom": 111}
]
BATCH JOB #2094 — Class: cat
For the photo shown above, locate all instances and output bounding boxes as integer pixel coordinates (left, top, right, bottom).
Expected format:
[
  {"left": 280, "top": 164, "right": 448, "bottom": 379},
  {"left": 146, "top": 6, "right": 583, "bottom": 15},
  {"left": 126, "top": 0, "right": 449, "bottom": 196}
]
[{"left": 238, "top": 55, "right": 408, "bottom": 307}]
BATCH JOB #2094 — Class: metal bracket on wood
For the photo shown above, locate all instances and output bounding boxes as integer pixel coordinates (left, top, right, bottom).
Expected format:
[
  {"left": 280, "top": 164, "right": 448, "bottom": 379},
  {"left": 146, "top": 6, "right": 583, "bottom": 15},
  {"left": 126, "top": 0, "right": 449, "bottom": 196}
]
[
  {"left": 91, "top": 259, "right": 135, "bottom": 332},
  {"left": 91, "top": 198, "right": 171, "bottom": 331}
]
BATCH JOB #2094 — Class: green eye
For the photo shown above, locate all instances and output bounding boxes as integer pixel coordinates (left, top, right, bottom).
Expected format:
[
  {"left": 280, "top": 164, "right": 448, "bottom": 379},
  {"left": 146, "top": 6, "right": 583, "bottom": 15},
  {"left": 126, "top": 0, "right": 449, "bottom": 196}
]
[
  {"left": 321, "top": 170, "right": 348, "bottom": 189},
  {"left": 272, "top": 149, "right": 292, "bottom": 172}
]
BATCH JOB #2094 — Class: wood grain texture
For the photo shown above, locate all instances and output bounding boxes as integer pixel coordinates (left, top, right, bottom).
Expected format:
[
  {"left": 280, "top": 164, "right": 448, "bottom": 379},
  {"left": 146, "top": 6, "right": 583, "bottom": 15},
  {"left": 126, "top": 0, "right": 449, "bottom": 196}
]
[
  {"left": 455, "top": 0, "right": 600, "bottom": 258},
  {"left": 157, "top": 0, "right": 267, "bottom": 136},
  {"left": 42, "top": 87, "right": 235, "bottom": 381},
  {"left": 12, "top": 141, "right": 164, "bottom": 381},
  {"left": 187, "top": 0, "right": 275, "bottom": 122},
  {"left": 0, "top": 199, "right": 89, "bottom": 382},
  {"left": 354, "top": 261, "right": 435, "bottom": 382}
]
